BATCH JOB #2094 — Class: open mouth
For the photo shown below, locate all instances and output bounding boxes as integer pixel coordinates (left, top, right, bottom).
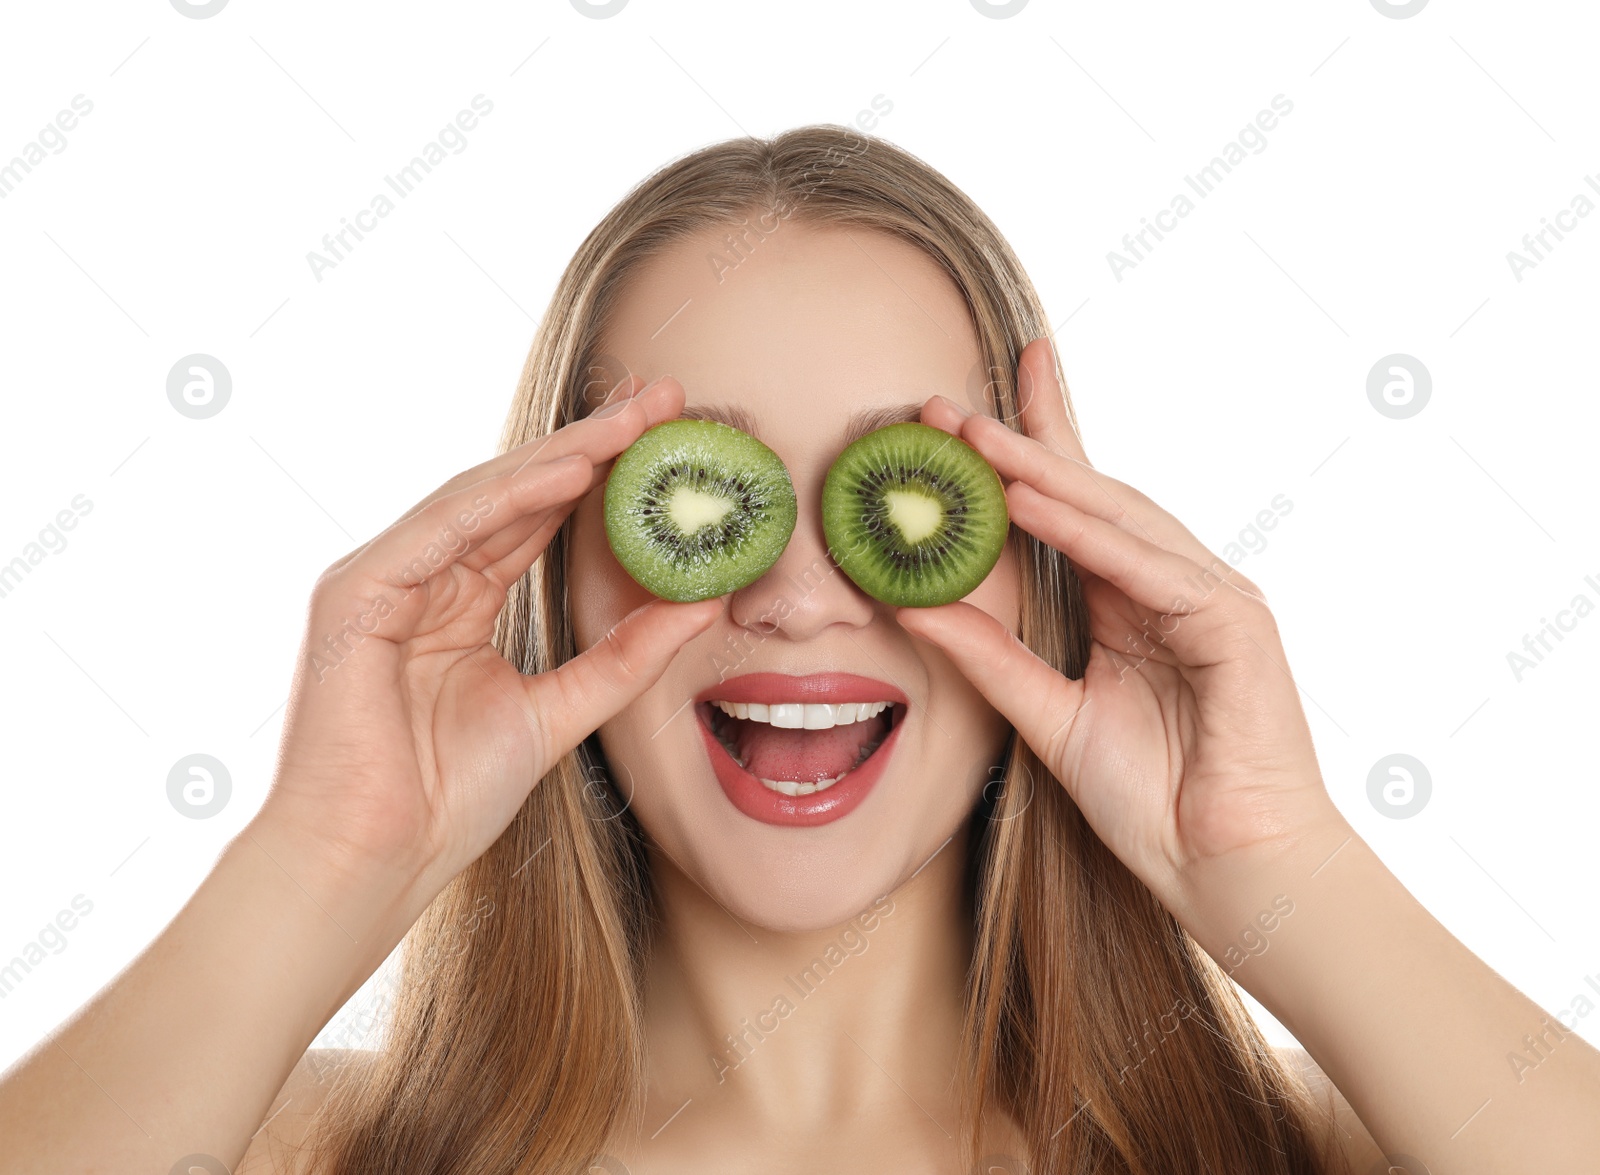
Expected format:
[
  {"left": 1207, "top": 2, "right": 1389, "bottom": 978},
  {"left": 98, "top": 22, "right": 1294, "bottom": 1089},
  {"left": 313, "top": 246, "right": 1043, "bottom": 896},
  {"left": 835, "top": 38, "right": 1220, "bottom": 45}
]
[{"left": 699, "top": 699, "right": 902, "bottom": 797}]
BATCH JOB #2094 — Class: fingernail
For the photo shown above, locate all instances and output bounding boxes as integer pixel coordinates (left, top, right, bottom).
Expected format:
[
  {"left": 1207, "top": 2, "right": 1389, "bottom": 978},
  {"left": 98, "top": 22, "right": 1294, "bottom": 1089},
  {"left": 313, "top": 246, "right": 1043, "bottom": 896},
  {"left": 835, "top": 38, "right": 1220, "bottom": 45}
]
[
  {"left": 937, "top": 394, "right": 972, "bottom": 420},
  {"left": 636, "top": 374, "right": 674, "bottom": 398}
]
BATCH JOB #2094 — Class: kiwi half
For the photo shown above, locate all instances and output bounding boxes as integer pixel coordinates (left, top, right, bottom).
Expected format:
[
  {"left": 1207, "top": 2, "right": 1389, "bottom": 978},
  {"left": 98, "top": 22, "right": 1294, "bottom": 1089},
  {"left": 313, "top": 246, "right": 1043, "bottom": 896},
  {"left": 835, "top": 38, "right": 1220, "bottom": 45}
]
[
  {"left": 603, "top": 419, "right": 797, "bottom": 603},
  {"left": 822, "top": 421, "right": 1008, "bottom": 607}
]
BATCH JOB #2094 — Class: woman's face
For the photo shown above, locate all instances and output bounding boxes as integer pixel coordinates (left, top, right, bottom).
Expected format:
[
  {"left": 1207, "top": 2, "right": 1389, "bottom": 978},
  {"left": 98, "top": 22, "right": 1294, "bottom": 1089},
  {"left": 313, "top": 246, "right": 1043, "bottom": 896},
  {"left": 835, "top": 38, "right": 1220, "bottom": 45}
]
[{"left": 569, "top": 220, "right": 1020, "bottom": 933}]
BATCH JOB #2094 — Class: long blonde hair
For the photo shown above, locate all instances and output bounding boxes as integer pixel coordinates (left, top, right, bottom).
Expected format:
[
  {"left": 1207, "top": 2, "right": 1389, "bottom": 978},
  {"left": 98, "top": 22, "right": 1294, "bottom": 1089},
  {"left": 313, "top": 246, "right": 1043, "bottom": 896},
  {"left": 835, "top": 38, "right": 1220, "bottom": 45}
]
[{"left": 298, "top": 125, "right": 1347, "bottom": 1174}]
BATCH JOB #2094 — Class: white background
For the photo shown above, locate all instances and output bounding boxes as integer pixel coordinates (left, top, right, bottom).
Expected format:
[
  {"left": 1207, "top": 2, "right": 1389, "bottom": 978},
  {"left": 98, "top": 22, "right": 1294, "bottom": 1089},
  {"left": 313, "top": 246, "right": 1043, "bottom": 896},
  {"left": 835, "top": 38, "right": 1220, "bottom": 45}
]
[{"left": 1, "top": 0, "right": 1596, "bottom": 1073}]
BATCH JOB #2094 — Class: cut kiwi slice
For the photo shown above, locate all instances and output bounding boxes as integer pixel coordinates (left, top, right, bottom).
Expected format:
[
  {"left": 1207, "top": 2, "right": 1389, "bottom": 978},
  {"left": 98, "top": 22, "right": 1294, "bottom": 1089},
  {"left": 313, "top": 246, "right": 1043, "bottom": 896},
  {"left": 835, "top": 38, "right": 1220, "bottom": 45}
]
[
  {"left": 603, "top": 419, "right": 797, "bottom": 603},
  {"left": 822, "top": 421, "right": 1008, "bottom": 607}
]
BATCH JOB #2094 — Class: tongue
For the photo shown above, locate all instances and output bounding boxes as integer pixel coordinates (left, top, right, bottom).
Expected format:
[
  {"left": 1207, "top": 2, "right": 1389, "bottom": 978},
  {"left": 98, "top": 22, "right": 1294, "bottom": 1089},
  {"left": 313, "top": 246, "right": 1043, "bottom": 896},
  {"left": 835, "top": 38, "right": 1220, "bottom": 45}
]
[{"left": 733, "top": 717, "right": 882, "bottom": 783}]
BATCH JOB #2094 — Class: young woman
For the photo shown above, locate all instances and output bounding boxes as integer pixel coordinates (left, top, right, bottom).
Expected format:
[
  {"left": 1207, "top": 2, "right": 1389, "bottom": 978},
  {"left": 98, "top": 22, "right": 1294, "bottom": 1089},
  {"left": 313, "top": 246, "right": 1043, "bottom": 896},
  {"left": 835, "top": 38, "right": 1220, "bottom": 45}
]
[{"left": 2, "top": 126, "right": 1595, "bottom": 1175}]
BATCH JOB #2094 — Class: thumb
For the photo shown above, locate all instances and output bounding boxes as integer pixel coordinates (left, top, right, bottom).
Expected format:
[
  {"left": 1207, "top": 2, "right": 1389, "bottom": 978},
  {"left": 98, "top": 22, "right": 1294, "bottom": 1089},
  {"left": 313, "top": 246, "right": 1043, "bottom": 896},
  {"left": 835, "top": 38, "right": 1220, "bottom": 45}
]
[
  {"left": 897, "top": 601, "right": 1086, "bottom": 766},
  {"left": 527, "top": 596, "right": 725, "bottom": 759}
]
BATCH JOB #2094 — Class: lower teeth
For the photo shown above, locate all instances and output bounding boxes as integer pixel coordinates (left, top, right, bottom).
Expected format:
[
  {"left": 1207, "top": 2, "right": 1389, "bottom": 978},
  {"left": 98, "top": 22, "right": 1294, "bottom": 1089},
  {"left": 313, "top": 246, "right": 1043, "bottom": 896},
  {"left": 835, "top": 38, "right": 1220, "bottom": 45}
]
[
  {"left": 714, "top": 736, "right": 885, "bottom": 798},
  {"left": 758, "top": 773, "right": 843, "bottom": 797}
]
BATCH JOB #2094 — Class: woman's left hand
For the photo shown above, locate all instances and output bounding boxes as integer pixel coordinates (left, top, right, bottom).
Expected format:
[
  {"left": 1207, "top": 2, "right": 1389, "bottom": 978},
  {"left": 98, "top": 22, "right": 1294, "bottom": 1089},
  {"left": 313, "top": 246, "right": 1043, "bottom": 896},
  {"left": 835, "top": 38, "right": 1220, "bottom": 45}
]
[
  {"left": 901, "top": 338, "right": 1347, "bottom": 925},
  {"left": 908, "top": 340, "right": 1600, "bottom": 1174}
]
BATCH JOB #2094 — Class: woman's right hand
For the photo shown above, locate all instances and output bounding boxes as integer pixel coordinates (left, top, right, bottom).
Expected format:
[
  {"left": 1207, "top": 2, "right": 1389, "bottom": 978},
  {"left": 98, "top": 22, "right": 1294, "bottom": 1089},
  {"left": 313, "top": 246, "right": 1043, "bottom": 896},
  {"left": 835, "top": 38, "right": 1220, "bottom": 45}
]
[{"left": 260, "top": 373, "right": 719, "bottom": 891}]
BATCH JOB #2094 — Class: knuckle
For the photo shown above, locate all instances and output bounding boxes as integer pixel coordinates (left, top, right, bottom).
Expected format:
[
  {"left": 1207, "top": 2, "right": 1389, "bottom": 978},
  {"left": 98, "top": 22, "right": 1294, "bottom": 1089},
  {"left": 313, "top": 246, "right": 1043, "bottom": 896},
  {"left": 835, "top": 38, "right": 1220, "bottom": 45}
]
[
  {"left": 1124, "top": 549, "right": 1156, "bottom": 591},
  {"left": 1056, "top": 510, "right": 1091, "bottom": 549},
  {"left": 1127, "top": 486, "right": 1162, "bottom": 519},
  {"left": 1231, "top": 572, "right": 1266, "bottom": 601},
  {"left": 526, "top": 684, "right": 557, "bottom": 750},
  {"left": 420, "top": 490, "right": 458, "bottom": 529},
  {"left": 600, "top": 624, "right": 640, "bottom": 692},
  {"left": 1098, "top": 492, "right": 1130, "bottom": 529},
  {"left": 588, "top": 395, "right": 643, "bottom": 429},
  {"left": 1210, "top": 563, "right": 1267, "bottom": 607},
  {"left": 1227, "top": 583, "right": 1276, "bottom": 630},
  {"left": 312, "top": 559, "right": 355, "bottom": 602},
  {"left": 993, "top": 628, "right": 1027, "bottom": 675},
  {"left": 1042, "top": 715, "right": 1072, "bottom": 767},
  {"left": 311, "top": 546, "right": 387, "bottom": 612},
  {"left": 517, "top": 436, "right": 561, "bottom": 465}
]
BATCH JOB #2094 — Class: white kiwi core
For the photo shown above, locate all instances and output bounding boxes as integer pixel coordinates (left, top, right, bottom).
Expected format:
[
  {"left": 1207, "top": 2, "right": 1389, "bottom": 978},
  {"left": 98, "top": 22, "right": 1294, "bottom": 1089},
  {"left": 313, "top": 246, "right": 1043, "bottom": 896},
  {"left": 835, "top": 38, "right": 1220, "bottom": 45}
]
[
  {"left": 667, "top": 486, "right": 736, "bottom": 533},
  {"left": 883, "top": 489, "right": 942, "bottom": 543}
]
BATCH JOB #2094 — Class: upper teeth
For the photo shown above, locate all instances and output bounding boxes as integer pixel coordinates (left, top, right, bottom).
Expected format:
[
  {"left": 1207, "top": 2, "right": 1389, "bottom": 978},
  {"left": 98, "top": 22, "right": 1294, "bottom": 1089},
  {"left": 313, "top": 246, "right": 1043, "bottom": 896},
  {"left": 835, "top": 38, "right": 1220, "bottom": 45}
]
[{"left": 711, "top": 700, "right": 892, "bottom": 729}]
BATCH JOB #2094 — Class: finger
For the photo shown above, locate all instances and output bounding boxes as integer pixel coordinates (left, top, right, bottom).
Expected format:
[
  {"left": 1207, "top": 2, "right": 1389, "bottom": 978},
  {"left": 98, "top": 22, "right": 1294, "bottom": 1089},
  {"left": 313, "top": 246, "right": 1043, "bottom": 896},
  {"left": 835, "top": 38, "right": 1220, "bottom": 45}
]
[
  {"left": 964, "top": 410, "right": 1149, "bottom": 534},
  {"left": 501, "top": 372, "right": 682, "bottom": 479},
  {"left": 919, "top": 393, "right": 970, "bottom": 437},
  {"left": 478, "top": 505, "right": 570, "bottom": 590},
  {"left": 1006, "top": 481, "right": 1260, "bottom": 654},
  {"left": 979, "top": 338, "right": 1151, "bottom": 534},
  {"left": 325, "top": 454, "right": 594, "bottom": 596},
  {"left": 452, "top": 503, "right": 563, "bottom": 584},
  {"left": 458, "top": 376, "right": 688, "bottom": 579},
  {"left": 896, "top": 600, "right": 1087, "bottom": 770},
  {"left": 962, "top": 410, "right": 1248, "bottom": 591},
  {"left": 1000, "top": 342, "right": 1262, "bottom": 595},
  {"left": 1012, "top": 336, "right": 1090, "bottom": 464},
  {"left": 528, "top": 596, "right": 726, "bottom": 756},
  {"left": 324, "top": 377, "right": 683, "bottom": 580},
  {"left": 582, "top": 369, "right": 638, "bottom": 415},
  {"left": 393, "top": 375, "right": 684, "bottom": 526}
]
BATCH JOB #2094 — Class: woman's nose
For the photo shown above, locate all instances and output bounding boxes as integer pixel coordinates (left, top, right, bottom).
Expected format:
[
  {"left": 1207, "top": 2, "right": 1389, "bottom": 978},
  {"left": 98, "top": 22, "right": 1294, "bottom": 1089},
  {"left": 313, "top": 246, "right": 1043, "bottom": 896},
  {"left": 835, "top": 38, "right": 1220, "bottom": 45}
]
[{"left": 728, "top": 481, "right": 876, "bottom": 641}]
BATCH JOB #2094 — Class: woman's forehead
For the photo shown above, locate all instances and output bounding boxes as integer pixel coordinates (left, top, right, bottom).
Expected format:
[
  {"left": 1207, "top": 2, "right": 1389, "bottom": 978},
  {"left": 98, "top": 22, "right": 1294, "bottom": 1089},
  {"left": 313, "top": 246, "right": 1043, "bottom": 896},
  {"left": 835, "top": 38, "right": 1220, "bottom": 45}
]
[{"left": 597, "top": 221, "right": 981, "bottom": 430}]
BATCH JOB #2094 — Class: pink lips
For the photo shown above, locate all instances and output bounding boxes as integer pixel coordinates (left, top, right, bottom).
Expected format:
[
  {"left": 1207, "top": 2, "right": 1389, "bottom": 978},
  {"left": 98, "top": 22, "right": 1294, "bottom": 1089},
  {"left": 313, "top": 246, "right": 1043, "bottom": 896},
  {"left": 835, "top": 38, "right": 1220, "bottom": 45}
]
[{"left": 694, "top": 673, "right": 907, "bottom": 827}]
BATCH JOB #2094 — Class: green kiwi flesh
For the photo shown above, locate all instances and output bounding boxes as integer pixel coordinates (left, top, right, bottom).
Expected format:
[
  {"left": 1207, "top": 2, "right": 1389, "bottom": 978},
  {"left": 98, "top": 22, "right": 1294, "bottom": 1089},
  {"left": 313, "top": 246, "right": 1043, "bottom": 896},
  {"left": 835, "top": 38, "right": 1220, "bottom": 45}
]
[
  {"left": 822, "top": 421, "right": 1008, "bottom": 607},
  {"left": 603, "top": 419, "right": 797, "bottom": 603}
]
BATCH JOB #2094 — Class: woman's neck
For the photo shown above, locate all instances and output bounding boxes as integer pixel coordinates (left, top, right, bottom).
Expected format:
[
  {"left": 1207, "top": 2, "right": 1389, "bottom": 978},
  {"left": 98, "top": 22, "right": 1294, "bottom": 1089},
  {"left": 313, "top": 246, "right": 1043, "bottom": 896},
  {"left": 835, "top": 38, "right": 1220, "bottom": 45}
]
[{"left": 634, "top": 821, "right": 979, "bottom": 1148}]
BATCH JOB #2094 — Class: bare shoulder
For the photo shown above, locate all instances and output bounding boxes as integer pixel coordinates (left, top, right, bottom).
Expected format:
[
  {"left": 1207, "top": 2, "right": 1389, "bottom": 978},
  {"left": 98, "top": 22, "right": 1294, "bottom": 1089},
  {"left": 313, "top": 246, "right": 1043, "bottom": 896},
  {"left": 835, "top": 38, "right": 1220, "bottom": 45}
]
[
  {"left": 1274, "top": 1045, "right": 1386, "bottom": 1172},
  {"left": 236, "top": 1048, "right": 380, "bottom": 1174}
]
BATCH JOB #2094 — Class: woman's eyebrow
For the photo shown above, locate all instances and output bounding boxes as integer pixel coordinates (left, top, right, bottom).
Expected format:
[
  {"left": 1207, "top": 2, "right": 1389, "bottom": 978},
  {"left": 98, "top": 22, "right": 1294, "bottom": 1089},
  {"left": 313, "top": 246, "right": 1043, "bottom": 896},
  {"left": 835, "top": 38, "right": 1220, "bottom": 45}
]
[
  {"left": 677, "top": 402, "right": 760, "bottom": 435},
  {"left": 839, "top": 402, "right": 926, "bottom": 447},
  {"left": 678, "top": 400, "right": 927, "bottom": 446}
]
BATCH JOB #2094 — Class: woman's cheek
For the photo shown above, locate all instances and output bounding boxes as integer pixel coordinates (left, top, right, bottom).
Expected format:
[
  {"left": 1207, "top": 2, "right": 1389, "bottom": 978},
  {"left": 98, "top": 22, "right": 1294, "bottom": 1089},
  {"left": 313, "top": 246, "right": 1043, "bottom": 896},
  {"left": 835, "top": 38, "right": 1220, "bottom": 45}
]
[
  {"left": 956, "top": 537, "right": 1022, "bottom": 756},
  {"left": 964, "top": 532, "right": 1023, "bottom": 636},
  {"left": 568, "top": 488, "right": 655, "bottom": 650}
]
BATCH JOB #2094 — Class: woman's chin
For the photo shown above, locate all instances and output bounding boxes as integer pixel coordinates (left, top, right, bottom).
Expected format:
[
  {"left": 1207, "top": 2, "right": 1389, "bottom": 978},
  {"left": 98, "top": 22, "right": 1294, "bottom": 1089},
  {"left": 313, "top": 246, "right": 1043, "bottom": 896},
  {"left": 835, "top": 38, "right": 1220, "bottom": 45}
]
[{"left": 717, "top": 882, "right": 901, "bottom": 937}]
